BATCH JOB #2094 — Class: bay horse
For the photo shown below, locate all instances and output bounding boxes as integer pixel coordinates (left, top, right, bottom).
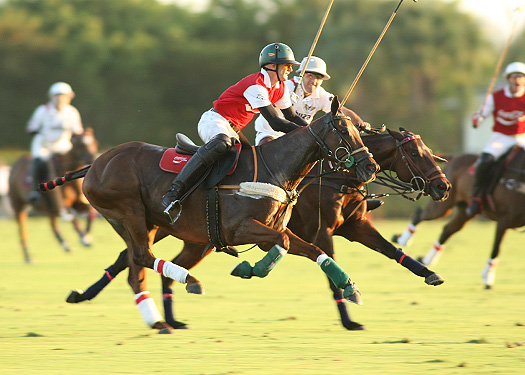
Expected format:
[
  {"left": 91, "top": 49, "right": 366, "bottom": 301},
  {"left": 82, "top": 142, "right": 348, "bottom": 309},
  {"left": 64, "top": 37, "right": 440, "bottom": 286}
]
[
  {"left": 55, "top": 98, "right": 379, "bottom": 332},
  {"left": 8, "top": 129, "right": 98, "bottom": 262},
  {"left": 66, "top": 127, "right": 450, "bottom": 331},
  {"left": 392, "top": 146, "right": 525, "bottom": 288}
]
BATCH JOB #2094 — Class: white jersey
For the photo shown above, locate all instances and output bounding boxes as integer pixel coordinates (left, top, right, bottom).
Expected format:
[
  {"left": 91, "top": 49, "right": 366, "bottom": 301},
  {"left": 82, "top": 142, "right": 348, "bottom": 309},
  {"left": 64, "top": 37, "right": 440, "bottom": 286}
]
[
  {"left": 254, "top": 76, "right": 334, "bottom": 145},
  {"left": 27, "top": 103, "right": 83, "bottom": 159}
]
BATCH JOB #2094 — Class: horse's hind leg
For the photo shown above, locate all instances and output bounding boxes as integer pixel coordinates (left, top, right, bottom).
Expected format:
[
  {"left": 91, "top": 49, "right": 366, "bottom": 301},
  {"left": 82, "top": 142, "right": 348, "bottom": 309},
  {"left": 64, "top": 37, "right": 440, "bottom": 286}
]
[
  {"left": 66, "top": 229, "right": 170, "bottom": 303},
  {"left": 162, "top": 241, "right": 211, "bottom": 329},
  {"left": 481, "top": 224, "right": 507, "bottom": 289},
  {"left": 66, "top": 249, "right": 129, "bottom": 303},
  {"left": 50, "top": 215, "right": 72, "bottom": 252}
]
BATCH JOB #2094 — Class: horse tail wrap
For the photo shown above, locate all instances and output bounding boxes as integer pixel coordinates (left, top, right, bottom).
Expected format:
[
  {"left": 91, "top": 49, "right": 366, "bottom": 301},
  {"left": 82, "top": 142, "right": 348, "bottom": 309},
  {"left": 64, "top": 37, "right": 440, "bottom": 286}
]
[{"left": 39, "top": 165, "right": 92, "bottom": 191}]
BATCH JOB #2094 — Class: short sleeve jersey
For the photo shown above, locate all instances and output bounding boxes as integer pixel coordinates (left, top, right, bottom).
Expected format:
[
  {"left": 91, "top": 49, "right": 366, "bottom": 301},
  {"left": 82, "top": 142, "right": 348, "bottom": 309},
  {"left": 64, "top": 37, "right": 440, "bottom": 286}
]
[
  {"left": 213, "top": 69, "right": 292, "bottom": 129},
  {"left": 285, "top": 77, "right": 334, "bottom": 123}
]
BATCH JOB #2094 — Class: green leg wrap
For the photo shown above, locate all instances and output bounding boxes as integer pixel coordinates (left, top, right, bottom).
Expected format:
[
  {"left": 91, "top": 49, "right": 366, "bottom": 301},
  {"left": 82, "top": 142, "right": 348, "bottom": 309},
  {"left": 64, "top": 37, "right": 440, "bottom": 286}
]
[
  {"left": 252, "top": 245, "right": 287, "bottom": 278},
  {"left": 319, "top": 256, "right": 350, "bottom": 289}
]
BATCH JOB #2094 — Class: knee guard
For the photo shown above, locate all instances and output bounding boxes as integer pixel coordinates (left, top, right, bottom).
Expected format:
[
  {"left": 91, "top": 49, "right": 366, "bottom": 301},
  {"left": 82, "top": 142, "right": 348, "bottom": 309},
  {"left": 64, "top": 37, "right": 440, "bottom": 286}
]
[{"left": 197, "top": 134, "right": 233, "bottom": 166}]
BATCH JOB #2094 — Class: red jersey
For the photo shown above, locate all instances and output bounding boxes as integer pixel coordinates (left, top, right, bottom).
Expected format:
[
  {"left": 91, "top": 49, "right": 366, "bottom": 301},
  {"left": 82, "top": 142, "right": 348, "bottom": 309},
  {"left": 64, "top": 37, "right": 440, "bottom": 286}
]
[
  {"left": 213, "top": 71, "right": 289, "bottom": 129},
  {"left": 492, "top": 88, "right": 525, "bottom": 135}
]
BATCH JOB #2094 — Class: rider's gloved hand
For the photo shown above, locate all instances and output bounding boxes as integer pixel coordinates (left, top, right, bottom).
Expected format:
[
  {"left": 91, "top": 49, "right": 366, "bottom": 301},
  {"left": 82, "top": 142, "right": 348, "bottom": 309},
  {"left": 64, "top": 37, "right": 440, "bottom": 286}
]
[
  {"left": 358, "top": 122, "right": 371, "bottom": 132},
  {"left": 472, "top": 112, "right": 484, "bottom": 128}
]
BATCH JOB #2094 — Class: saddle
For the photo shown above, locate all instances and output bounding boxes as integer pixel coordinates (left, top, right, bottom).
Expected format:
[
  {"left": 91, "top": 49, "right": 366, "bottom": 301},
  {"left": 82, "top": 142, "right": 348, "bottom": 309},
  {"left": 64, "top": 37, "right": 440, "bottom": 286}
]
[{"left": 159, "top": 133, "right": 242, "bottom": 189}]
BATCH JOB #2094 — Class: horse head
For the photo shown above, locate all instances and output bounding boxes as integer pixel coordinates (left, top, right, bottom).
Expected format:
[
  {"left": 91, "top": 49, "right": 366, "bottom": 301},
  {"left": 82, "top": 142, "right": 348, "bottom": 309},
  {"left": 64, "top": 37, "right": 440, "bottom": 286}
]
[
  {"left": 309, "top": 97, "right": 378, "bottom": 184},
  {"left": 386, "top": 127, "right": 451, "bottom": 201},
  {"left": 66, "top": 128, "right": 99, "bottom": 170}
]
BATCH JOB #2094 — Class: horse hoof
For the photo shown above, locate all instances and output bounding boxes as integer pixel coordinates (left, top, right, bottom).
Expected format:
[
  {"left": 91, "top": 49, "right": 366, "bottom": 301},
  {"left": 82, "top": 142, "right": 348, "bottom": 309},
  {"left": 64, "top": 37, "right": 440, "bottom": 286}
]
[
  {"left": 343, "top": 282, "right": 363, "bottom": 305},
  {"left": 344, "top": 321, "right": 366, "bottom": 331},
  {"left": 66, "top": 289, "right": 85, "bottom": 303},
  {"left": 186, "top": 282, "right": 205, "bottom": 295},
  {"left": 81, "top": 234, "right": 92, "bottom": 247},
  {"left": 425, "top": 273, "right": 445, "bottom": 286},
  {"left": 167, "top": 320, "right": 190, "bottom": 330},
  {"left": 158, "top": 328, "right": 173, "bottom": 334},
  {"left": 230, "top": 261, "right": 253, "bottom": 279},
  {"left": 484, "top": 285, "right": 492, "bottom": 290},
  {"left": 391, "top": 234, "right": 400, "bottom": 244}
]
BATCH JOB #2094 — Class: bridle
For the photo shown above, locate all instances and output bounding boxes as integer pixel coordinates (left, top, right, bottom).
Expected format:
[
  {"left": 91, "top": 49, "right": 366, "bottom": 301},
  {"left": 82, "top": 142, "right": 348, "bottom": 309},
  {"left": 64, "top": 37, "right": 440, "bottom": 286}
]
[
  {"left": 307, "top": 112, "right": 373, "bottom": 171},
  {"left": 394, "top": 134, "right": 446, "bottom": 197}
]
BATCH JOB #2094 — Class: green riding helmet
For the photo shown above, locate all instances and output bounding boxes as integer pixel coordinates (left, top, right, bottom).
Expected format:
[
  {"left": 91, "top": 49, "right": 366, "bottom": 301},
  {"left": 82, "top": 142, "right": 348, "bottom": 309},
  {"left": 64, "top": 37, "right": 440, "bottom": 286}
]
[{"left": 259, "top": 43, "right": 300, "bottom": 67}]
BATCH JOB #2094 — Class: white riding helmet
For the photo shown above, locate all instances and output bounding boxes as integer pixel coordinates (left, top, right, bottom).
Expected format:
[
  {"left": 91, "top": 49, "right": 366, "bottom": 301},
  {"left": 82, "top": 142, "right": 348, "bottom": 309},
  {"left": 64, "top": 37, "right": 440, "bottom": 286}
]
[
  {"left": 504, "top": 62, "right": 525, "bottom": 78},
  {"left": 48, "top": 82, "right": 75, "bottom": 98},
  {"left": 297, "top": 56, "right": 331, "bottom": 80}
]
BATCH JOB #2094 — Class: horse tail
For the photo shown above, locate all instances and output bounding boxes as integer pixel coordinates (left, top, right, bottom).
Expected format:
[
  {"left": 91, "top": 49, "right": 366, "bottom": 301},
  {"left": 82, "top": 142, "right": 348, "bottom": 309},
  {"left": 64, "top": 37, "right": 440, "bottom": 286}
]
[{"left": 39, "top": 165, "right": 92, "bottom": 192}]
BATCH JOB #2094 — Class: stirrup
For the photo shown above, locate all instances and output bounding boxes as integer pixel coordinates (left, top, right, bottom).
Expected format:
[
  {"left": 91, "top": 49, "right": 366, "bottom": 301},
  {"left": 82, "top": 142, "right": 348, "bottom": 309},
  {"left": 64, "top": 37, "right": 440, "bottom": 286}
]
[{"left": 163, "top": 200, "right": 182, "bottom": 224}]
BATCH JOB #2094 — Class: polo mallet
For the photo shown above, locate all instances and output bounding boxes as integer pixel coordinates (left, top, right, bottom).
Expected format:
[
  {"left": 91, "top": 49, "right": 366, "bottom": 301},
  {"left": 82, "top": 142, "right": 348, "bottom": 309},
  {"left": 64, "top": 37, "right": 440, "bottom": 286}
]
[
  {"left": 340, "top": 0, "right": 420, "bottom": 108},
  {"left": 293, "top": 0, "right": 335, "bottom": 97},
  {"left": 478, "top": 5, "right": 524, "bottom": 114}
]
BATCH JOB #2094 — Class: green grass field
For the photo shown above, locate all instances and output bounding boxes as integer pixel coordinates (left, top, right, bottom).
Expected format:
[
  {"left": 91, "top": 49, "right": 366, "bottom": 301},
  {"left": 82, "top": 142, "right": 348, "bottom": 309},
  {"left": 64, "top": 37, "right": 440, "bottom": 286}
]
[{"left": 0, "top": 216, "right": 524, "bottom": 374}]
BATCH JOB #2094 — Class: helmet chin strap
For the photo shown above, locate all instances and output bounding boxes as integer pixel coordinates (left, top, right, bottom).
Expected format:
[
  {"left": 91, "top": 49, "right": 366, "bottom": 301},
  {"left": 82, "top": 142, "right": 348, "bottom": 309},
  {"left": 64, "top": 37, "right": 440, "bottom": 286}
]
[
  {"left": 263, "top": 66, "right": 283, "bottom": 83},
  {"left": 300, "top": 78, "right": 312, "bottom": 95}
]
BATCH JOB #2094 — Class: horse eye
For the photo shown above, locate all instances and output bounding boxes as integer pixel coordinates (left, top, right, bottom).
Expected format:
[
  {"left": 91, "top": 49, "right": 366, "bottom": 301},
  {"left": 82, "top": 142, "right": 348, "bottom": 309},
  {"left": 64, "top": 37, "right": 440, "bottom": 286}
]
[{"left": 411, "top": 150, "right": 419, "bottom": 157}]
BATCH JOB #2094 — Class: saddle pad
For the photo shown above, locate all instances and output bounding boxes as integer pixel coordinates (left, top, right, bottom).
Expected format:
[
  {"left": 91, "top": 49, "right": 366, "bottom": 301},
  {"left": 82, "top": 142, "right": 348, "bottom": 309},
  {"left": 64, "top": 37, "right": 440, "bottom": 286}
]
[{"left": 159, "top": 143, "right": 242, "bottom": 174}]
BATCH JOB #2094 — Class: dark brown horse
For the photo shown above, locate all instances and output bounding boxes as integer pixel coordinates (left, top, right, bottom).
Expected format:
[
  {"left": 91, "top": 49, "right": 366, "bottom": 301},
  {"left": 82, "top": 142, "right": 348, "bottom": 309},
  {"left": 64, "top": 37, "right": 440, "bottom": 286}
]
[
  {"left": 66, "top": 127, "right": 450, "bottom": 331},
  {"left": 8, "top": 129, "right": 98, "bottom": 262},
  {"left": 392, "top": 146, "right": 525, "bottom": 288},
  {"left": 56, "top": 99, "right": 378, "bottom": 332}
]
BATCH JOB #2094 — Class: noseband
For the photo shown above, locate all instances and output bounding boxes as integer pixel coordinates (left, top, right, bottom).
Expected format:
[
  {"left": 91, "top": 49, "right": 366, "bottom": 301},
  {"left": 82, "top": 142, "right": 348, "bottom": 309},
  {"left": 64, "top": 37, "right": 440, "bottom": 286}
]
[
  {"left": 308, "top": 113, "right": 372, "bottom": 170},
  {"left": 396, "top": 134, "right": 446, "bottom": 195}
]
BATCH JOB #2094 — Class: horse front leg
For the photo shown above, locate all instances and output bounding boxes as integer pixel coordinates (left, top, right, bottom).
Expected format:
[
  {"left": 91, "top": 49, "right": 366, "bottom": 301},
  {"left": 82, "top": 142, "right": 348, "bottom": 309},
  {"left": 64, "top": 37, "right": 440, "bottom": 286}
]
[
  {"left": 313, "top": 230, "right": 365, "bottom": 330},
  {"left": 393, "top": 202, "right": 454, "bottom": 246},
  {"left": 419, "top": 207, "right": 471, "bottom": 266},
  {"left": 15, "top": 210, "right": 32, "bottom": 263},
  {"left": 285, "top": 228, "right": 362, "bottom": 304},
  {"left": 481, "top": 223, "right": 507, "bottom": 289},
  {"left": 335, "top": 219, "right": 444, "bottom": 286}
]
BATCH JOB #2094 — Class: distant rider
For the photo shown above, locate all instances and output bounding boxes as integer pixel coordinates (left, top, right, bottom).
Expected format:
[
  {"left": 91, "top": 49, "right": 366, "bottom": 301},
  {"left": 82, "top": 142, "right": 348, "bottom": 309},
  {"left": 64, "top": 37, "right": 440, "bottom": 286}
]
[{"left": 467, "top": 61, "right": 525, "bottom": 216}]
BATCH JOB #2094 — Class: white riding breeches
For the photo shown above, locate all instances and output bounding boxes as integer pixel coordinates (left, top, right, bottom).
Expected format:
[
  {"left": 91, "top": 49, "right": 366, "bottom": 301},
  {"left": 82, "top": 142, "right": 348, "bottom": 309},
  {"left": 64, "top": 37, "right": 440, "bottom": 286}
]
[
  {"left": 198, "top": 109, "right": 239, "bottom": 144},
  {"left": 482, "top": 132, "right": 525, "bottom": 158}
]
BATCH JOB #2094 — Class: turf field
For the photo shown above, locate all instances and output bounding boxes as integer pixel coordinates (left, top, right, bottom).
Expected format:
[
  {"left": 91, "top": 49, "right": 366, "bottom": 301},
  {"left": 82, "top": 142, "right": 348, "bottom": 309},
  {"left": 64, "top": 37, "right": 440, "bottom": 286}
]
[{"left": 0, "top": 216, "right": 523, "bottom": 374}]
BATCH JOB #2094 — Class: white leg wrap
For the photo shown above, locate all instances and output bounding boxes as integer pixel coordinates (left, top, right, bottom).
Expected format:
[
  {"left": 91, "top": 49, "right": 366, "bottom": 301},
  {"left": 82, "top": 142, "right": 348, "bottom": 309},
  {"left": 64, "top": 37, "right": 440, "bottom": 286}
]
[
  {"left": 421, "top": 241, "right": 444, "bottom": 266},
  {"left": 154, "top": 258, "right": 189, "bottom": 283},
  {"left": 135, "top": 291, "right": 162, "bottom": 327},
  {"left": 481, "top": 258, "right": 498, "bottom": 286},
  {"left": 316, "top": 254, "right": 329, "bottom": 266},
  {"left": 397, "top": 223, "right": 416, "bottom": 246}
]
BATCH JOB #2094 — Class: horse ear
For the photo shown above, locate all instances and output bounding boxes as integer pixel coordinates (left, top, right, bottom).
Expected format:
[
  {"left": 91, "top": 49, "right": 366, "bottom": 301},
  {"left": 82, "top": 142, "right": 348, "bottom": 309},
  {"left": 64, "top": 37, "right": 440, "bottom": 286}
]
[
  {"left": 331, "top": 95, "right": 340, "bottom": 116},
  {"left": 387, "top": 128, "right": 402, "bottom": 140},
  {"left": 399, "top": 127, "right": 407, "bottom": 133}
]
